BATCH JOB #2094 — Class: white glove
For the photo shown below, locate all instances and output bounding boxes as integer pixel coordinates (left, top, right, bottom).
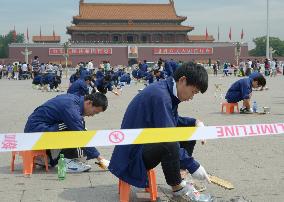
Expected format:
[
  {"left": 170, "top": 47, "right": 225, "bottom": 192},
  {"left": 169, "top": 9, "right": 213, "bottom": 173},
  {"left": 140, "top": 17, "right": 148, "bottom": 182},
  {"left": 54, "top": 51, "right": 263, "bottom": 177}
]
[
  {"left": 191, "top": 165, "right": 211, "bottom": 183},
  {"left": 195, "top": 120, "right": 205, "bottom": 127}
]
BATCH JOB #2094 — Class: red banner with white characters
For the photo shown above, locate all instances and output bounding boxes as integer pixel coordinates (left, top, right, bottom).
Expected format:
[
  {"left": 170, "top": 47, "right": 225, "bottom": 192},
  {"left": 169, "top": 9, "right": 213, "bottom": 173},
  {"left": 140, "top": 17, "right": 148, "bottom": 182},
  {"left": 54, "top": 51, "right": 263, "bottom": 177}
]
[
  {"left": 153, "top": 47, "right": 213, "bottom": 55},
  {"left": 49, "top": 48, "right": 112, "bottom": 55}
]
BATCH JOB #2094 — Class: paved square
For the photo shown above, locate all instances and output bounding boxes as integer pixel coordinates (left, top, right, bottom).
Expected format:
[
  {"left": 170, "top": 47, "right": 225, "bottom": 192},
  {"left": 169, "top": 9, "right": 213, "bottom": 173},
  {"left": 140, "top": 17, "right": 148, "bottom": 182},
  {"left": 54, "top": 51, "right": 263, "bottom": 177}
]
[{"left": 0, "top": 75, "right": 283, "bottom": 201}]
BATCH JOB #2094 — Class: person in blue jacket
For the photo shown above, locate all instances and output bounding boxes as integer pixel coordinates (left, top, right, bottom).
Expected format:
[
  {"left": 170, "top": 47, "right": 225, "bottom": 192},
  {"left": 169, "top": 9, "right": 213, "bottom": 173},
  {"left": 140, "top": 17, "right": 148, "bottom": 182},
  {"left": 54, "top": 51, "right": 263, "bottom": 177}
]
[
  {"left": 24, "top": 93, "right": 110, "bottom": 172},
  {"left": 225, "top": 73, "right": 266, "bottom": 113},
  {"left": 32, "top": 74, "right": 42, "bottom": 87},
  {"left": 119, "top": 73, "right": 131, "bottom": 85},
  {"left": 164, "top": 59, "right": 178, "bottom": 77},
  {"left": 95, "top": 74, "right": 119, "bottom": 95},
  {"left": 154, "top": 69, "right": 165, "bottom": 82},
  {"left": 109, "top": 63, "right": 212, "bottom": 201},
  {"left": 67, "top": 76, "right": 92, "bottom": 97},
  {"left": 79, "top": 64, "right": 91, "bottom": 80},
  {"left": 164, "top": 60, "right": 173, "bottom": 77},
  {"left": 140, "top": 60, "right": 148, "bottom": 72},
  {"left": 69, "top": 71, "right": 80, "bottom": 86}
]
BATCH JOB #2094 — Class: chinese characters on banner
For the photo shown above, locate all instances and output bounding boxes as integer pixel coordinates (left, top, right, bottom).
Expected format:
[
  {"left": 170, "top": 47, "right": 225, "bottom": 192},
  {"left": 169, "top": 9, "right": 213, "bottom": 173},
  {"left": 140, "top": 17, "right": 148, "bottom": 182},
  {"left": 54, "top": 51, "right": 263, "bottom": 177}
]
[
  {"left": 153, "top": 47, "right": 213, "bottom": 55},
  {"left": 1, "top": 134, "right": 17, "bottom": 150},
  {"left": 49, "top": 48, "right": 112, "bottom": 55}
]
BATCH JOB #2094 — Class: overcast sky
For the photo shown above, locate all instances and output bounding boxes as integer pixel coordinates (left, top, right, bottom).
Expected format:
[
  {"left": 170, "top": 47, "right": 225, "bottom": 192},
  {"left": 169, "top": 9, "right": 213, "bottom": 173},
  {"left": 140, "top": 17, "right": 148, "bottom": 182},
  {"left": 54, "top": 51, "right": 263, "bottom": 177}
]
[{"left": 0, "top": 0, "right": 283, "bottom": 49}]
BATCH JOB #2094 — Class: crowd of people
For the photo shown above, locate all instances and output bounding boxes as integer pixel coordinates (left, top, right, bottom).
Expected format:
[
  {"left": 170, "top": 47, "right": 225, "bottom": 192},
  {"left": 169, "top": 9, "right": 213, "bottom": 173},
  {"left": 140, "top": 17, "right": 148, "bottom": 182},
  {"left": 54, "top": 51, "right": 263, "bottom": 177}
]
[
  {"left": 0, "top": 55, "right": 278, "bottom": 201},
  {"left": 212, "top": 58, "right": 284, "bottom": 77}
]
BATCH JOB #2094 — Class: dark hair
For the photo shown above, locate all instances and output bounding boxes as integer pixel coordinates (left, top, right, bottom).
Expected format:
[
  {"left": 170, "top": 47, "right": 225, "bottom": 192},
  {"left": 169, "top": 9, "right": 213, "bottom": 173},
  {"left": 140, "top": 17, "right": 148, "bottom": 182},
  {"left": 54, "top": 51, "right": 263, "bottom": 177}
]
[
  {"left": 253, "top": 75, "right": 266, "bottom": 87},
  {"left": 104, "top": 74, "right": 111, "bottom": 82},
  {"left": 173, "top": 62, "right": 208, "bottom": 93},
  {"left": 85, "top": 92, "right": 108, "bottom": 111},
  {"left": 96, "top": 86, "right": 107, "bottom": 94},
  {"left": 84, "top": 76, "right": 92, "bottom": 81}
]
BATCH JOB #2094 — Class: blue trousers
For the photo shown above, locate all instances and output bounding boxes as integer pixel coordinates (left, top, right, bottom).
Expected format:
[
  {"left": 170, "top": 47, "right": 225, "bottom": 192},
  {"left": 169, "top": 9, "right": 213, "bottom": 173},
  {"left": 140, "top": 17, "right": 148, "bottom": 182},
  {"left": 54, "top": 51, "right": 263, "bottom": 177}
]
[{"left": 48, "top": 147, "right": 100, "bottom": 166}]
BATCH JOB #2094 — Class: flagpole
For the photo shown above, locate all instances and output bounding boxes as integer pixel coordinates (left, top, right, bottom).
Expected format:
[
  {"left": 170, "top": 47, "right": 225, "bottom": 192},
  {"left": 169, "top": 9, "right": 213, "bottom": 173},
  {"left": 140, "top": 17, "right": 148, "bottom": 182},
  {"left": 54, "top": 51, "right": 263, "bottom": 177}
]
[
  {"left": 266, "top": 0, "right": 270, "bottom": 59},
  {"left": 218, "top": 25, "right": 220, "bottom": 42}
]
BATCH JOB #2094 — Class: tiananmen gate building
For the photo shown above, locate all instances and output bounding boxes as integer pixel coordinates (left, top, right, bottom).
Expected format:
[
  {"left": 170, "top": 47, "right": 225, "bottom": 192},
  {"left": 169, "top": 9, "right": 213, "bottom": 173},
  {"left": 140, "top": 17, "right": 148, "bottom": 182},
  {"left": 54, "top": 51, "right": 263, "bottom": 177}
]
[{"left": 8, "top": 0, "right": 248, "bottom": 66}]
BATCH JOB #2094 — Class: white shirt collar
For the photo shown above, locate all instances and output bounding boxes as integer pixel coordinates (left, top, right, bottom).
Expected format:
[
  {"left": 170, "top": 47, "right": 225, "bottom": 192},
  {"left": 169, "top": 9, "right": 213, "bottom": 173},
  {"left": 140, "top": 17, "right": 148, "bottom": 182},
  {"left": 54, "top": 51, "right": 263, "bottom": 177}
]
[{"left": 172, "top": 79, "right": 178, "bottom": 99}]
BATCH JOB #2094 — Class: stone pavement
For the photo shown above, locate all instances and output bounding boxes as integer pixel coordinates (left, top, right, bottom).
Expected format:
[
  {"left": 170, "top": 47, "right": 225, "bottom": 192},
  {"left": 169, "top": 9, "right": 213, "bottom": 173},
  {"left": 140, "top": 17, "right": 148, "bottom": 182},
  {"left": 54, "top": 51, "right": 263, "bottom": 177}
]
[{"left": 0, "top": 74, "right": 283, "bottom": 202}]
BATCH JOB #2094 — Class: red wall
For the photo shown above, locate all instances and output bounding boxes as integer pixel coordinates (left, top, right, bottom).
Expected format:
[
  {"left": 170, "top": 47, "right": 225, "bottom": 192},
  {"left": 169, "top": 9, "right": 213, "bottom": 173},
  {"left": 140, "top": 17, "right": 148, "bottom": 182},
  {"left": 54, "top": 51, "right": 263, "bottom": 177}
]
[{"left": 8, "top": 43, "right": 249, "bottom": 66}]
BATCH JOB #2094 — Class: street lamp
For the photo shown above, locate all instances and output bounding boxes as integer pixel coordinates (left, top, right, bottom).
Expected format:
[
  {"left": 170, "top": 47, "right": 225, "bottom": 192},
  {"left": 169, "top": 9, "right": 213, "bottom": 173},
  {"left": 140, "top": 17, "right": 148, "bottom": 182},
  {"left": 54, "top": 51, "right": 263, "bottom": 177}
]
[
  {"left": 234, "top": 42, "right": 241, "bottom": 66},
  {"left": 63, "top": 41, "right": 71, "bottom": 78}
]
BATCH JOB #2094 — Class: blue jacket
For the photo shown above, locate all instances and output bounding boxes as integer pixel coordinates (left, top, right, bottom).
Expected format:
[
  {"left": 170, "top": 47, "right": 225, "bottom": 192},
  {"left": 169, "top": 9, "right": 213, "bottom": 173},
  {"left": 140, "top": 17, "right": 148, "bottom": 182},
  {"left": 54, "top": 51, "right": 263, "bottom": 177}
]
[
  {"left": 109, "top": 78, "right": 199, "bottom": 188},
  {"left": 96, "top": 70, "right": 104, "bottom": 79},
  {"left": 170, "top": 60, "right": 178, "bottom": 73},
  {"left": 95, "top": 78, "right": 113, "bottom": 91},
  {"left": 33, "top": 75, "right": 42, "bottom": 85},
  {"left": 67, "top": 79, "right": 89, "bottom": 97},
  {"left": 80, "top": 68, "right": 91, "bottom": 80},
  {"left": 69, "top": 73, "right": 79, "bottom": 84},
  {"left": 120, "top": 73, "right": 131, "bottom": 84},
  {"left": 144, "top": 72, "right": 154, "bottom": 84},
  {"left": 140, "top": 63, "right": 148, "bottom": 72},
  {"left": 24, "top": 94, "right": 84, "bottom": 132},
  {"left": 131, "top": 69, "right": 138, "bottom": 79},
  {"left": 225, "top": 78, "right": 252, "bottom": 103},
  {"left": 164, "top": 61, "right": 173, "bottom": 77}
]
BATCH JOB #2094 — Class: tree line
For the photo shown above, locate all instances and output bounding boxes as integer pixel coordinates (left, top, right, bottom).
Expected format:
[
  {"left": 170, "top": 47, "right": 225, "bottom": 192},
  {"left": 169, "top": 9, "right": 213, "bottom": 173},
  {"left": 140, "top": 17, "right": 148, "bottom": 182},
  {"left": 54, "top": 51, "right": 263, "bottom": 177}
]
[
  {"left": 0, "top": 31, "right": 24, "bottom": 58},
  {"left": 249, "top": 36, "right": 284, "bottom": 57}
]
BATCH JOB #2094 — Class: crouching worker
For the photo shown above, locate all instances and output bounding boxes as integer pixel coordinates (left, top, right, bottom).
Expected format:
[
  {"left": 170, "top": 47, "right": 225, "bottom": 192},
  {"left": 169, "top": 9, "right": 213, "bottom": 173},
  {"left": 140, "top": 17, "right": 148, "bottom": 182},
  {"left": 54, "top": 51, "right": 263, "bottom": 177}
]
[
  {"left": 225, "top": 72, "right": 266, "bottom": 114},
  {"left": 109, "top": 63, "right": 212, "bottom": 202},
  {"left": 67, "top": 75, "right": 92, "bottom": 97},
  {"left": 24, "top": 93, "right": 110, "bottom": 172}
]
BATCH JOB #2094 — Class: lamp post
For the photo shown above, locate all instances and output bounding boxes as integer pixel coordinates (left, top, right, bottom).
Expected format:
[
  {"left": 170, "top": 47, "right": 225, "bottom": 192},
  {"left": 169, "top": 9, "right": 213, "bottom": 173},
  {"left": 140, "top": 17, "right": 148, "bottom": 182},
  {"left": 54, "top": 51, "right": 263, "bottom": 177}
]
[
  {"left": 266, "top": 0, "right": 270, "bottom": 59},
  {"left": 21, "top": 45, "right": 32, "bottom": 64},
  {"left": 234, "top": 42, "right": 241, "bottom": 66},
  {"left": 63, "top": 41, "right": 71, "bottom": 78}
]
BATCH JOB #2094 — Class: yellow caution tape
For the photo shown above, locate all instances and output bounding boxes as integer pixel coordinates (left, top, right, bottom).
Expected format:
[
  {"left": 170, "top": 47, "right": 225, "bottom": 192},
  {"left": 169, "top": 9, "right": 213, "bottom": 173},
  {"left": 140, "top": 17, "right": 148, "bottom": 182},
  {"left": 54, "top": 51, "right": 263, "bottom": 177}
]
[{"left": 0, "top": 123, "right": 283, "bottom": 152}]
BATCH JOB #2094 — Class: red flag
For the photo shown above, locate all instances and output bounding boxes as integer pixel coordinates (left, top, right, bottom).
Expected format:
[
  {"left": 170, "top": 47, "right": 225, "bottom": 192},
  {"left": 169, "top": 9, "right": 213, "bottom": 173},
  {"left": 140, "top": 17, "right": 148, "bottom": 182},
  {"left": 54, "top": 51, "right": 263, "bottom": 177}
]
[
  {"left": 205, "top": 27, "right": 208, "bottom": 40},
  {"left": 26, "top": 27, "right": 29, "bottom": 42},
  {"left": 241, "top": 28, "right": 244, "bottom": 40},
  {"left": 229, "top": 27, "right": 232, "bottom": 41},
  {"left": 12, "top": 25, "right": 17, "bottom": 42}
]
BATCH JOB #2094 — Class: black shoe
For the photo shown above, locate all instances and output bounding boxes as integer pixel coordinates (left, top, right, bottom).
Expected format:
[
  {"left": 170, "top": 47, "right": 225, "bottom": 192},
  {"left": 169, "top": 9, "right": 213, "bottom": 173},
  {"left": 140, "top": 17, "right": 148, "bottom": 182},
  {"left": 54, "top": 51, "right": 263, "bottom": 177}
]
[{"left": 240, "top": 108, "right": 252, "bottom": 114}]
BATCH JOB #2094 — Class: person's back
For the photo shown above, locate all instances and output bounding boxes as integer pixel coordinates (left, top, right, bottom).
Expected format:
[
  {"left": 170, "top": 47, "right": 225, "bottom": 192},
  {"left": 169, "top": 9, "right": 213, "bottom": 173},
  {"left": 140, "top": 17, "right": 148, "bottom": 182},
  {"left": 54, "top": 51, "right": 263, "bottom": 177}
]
[
  {"left": 170, "top": 60, "right": 178, "bottom": 73},
  {"left": 25, "top": 93, "right": 110, "bottom": 172},
  {"left": 33, "top": 74, "right": 42, "bottom": 85},
  {"left": 80, "top": 68, "right": 90, "bottom": 80},
  {"left": 164, "top": 61, "right": 173, "bottom": 77},
  {"left": 25, "top": 94, "right": 84, "bottom": 133},
  {"left": 141, "top": 62, "right": 148, "bottom": 72},
  {"left": 225, "top": 78, "right": 252, "bottom": 103},
  {"left": 109, "top": 63, "right": 212, "bottom": 201},
  {"left": 67, "top": 78, "right": 89, "bottom": 97},
  {"left": 109, "top": 79, "right": 174, "bottom": 186},
  {"left": 120, "top": 73, "right": 131, "bottom": 84}
]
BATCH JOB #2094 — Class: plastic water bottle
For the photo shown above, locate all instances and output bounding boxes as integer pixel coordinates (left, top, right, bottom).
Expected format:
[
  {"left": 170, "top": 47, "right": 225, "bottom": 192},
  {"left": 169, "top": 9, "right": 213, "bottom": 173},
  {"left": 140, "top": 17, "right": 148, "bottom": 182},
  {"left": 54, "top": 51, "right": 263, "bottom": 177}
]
[
  {"left": 252, "top": 101, "right": 257, "bottom": 113},
  {"left": 58, "top": 154, "right": 66, "bottom": 180}
]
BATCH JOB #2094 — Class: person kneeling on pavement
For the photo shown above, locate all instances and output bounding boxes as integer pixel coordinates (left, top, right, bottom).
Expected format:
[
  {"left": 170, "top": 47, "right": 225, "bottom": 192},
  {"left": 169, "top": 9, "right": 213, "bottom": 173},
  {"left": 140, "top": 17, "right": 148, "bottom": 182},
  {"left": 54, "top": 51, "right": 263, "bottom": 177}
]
[
  {"left": 109, "top": 63, "right": 212, "bottom": 202},
  {"left": 24, "top": 92, "right": 110, "bottom": 172}
]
